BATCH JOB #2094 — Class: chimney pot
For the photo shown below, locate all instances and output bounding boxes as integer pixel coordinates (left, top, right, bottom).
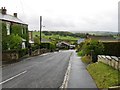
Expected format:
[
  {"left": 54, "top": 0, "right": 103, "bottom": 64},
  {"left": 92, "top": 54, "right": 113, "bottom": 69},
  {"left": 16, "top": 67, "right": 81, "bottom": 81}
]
[
  {"left": 13, "top": 13, "right": 17, "bottom": 17},
  {"left": 1, "top": 7, "right": 7, "bottom": 14}
]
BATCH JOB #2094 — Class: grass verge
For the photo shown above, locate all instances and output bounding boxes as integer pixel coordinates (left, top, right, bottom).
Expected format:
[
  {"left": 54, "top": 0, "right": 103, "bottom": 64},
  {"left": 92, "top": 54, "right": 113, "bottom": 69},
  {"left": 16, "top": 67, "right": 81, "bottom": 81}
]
[{"left": 87, "top": 62, "right": 120, "bottom": 88}]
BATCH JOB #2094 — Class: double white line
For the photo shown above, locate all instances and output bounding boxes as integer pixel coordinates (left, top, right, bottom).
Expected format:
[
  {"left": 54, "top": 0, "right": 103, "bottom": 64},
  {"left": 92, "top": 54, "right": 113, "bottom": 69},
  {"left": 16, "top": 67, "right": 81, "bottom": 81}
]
[{"left": 0, "top": 70, "right": 27, "bottom": 85}]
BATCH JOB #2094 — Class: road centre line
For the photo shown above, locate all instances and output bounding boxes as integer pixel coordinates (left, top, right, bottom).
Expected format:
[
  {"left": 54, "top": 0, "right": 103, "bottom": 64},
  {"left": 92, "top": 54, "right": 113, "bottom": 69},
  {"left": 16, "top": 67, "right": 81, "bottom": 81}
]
[{"left": 0, "top": 70, "right": 27, "bottom": 85}]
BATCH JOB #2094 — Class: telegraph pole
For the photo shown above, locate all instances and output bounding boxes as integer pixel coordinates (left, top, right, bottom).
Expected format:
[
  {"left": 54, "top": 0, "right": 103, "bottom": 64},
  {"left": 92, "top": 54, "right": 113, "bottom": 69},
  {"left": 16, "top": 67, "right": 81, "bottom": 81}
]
[
  {"left": 39, "top": 16, "right": 42, "bottom": 54},
  {"left": 40, "top": 16, "right": 42, "bottom": 44}
]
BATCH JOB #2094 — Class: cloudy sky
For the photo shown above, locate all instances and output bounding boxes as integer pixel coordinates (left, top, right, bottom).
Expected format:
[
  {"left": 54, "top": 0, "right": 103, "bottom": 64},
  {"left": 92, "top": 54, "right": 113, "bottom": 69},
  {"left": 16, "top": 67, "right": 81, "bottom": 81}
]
[{"left": 0, "top": 0, "right": 119, "bottom": 32}]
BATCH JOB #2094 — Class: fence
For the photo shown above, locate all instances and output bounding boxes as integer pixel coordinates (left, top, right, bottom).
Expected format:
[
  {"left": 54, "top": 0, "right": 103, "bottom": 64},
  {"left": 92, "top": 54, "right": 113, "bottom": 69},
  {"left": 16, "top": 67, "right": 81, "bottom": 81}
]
[{"left": 98, "top": 55, "right": 120, "bottom": 70}]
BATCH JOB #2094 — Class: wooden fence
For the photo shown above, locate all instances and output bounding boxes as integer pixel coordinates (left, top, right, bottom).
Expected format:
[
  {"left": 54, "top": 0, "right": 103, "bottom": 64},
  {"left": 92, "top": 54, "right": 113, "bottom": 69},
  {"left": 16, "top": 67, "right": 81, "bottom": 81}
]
[{"left": 98, "top": 55, "right": 120, "bottom": 70}]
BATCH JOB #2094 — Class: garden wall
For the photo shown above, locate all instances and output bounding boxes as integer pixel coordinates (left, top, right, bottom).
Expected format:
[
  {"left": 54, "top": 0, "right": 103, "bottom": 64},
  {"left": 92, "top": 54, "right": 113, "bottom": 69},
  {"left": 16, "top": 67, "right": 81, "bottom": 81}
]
[
  {"left": 98, "top": 55, "right": 120, "bottom": 70},
  {"left": 2, "top": 48, "right": 50, "bottom": 64}
]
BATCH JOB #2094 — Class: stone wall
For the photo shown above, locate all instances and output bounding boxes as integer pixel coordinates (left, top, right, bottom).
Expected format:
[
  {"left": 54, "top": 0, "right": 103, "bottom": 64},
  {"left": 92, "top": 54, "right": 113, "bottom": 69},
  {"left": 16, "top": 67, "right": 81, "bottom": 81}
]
[
  {"left": 2, "top": 49, "right": 50, "bottom": 63},
  {"left": 2, "top": 52, "right": 19, "bottom": 62},
  {"left": 98, "top": 55, "right": 120, "bottom": 70},
  {"left": 32, "top": 48, "right": 50, "bottom": 56}
]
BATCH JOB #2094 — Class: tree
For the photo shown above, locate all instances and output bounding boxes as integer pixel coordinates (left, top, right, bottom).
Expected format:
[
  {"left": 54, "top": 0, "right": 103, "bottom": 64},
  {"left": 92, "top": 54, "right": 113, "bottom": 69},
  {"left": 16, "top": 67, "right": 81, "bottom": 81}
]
[
  {"left": 80, "top": 39, "right": 104, "bottom": 62},
  {"left": 49, "top": 42, "right": 56, "bottom": 50},
  {"left": 82, "top": 39, "right": 104, "bottom": 56}
]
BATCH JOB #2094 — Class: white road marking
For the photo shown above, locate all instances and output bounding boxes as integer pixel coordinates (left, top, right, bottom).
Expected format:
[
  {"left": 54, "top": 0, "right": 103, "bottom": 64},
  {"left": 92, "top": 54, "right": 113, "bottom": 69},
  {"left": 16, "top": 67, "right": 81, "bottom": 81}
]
[
  {"left": 60, "top": 52, "right": 73, "bottom": 88},
  {"left": 60, "top": 61, "right": 71, "bottom": 88},
  {"left": 0, "top": 70, "right": 27, "bottom": 85}
]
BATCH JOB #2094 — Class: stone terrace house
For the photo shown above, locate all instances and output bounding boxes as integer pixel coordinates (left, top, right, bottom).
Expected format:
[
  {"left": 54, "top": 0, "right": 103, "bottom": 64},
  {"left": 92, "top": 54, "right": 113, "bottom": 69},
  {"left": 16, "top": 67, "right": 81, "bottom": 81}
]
[{"left": 0, "top": 7, "right": 28, "bottom": 50}]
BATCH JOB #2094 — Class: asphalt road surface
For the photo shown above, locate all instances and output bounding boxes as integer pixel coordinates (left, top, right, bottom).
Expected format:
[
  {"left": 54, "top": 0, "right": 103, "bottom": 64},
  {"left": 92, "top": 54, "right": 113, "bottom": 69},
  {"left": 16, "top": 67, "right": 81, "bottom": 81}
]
[{"left": 2, "top": 50, "right": 72, "bottom": 88}]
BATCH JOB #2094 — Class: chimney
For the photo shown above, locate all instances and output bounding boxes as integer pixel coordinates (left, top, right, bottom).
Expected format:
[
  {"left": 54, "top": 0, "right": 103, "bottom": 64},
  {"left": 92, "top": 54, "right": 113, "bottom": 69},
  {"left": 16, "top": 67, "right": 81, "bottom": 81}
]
[
  {"left": 13, "top": 13, "right": 17, "bottom": 17},
  {"left": 1, "top": 7, "right": 7, "bottom": 14}
]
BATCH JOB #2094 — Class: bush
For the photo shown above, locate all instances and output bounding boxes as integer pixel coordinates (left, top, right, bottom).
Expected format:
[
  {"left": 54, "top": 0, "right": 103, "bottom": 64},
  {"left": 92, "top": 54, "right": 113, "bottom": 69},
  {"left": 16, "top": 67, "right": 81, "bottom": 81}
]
[
  {"left": 40, "top": 43, "right": 50, "bottom": 49},
  {"left": 34, "top": 35, "right": 40, "bottom": 45},
  {"left": 31, "top": 45, "right": 39, "bottom": 51},
  {"left": 81, "top": 55, "right": 92, "bottom": 64},
  {"left": 82, "top": 39, "right": 104, "bottom": 55},
  {"left": 76, "top": 42, "right": 85, "bottom": 52},
  {"left": 3, "top": 34, "right": 22, "bottom": 50},
  {"left": 18, "top": 48, "right": 28, "bottom": 58},
  {"left": 49, "top": 42, "right": 56, "bottom": 50},
  {"left": 77, "top": 50, "right": 84, "bottom": 56}
]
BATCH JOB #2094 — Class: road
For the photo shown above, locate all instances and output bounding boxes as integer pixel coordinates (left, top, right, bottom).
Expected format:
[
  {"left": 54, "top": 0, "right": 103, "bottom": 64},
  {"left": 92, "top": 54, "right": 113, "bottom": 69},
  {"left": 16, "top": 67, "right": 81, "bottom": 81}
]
[{"left": 2, "top": 50, "right": 72, "bottom": 88}]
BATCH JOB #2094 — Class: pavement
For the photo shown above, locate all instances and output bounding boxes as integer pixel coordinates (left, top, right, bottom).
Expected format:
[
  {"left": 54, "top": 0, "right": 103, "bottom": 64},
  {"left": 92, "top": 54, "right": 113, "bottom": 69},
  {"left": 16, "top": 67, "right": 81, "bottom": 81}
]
[{"left": 67, "top": 50, "right": 98, "bottom": 88}]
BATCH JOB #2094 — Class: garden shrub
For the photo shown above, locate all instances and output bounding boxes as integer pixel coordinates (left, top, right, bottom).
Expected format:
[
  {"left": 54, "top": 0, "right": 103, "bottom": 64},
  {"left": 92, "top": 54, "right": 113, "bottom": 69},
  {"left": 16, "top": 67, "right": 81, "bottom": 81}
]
[
  {"left": 81, "top": 55, "right": 92, "bottom": 64},
  {"left": 18, "top": 48, "right": 28, "bottom": 58},
  {"left": 77, "top": 50, "right": 84, "bottom": 56}
]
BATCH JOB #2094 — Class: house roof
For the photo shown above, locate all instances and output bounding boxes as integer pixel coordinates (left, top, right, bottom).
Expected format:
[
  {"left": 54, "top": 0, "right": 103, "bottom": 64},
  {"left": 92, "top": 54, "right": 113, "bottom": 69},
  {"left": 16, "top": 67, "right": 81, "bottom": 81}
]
[
  {"left": 0, "top": 13, "right": 27, "bottom": 25},
  {"left": 57, "top": 41, "right": 70, "bottom": 46},
  {"left": 77, "top": 38, "right": 85, "bottom": 44}
]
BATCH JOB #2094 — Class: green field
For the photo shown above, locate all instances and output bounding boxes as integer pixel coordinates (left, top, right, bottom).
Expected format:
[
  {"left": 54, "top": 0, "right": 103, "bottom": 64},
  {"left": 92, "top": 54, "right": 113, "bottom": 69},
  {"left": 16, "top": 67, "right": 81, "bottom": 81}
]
[{"left": 33, "top": 31, "right": 79, "bottom": 41}]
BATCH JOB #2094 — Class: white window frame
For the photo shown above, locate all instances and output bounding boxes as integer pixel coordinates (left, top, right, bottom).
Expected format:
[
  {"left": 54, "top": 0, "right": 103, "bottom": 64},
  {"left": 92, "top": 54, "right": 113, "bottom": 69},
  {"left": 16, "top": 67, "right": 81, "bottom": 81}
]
[{"left": 6, "top": 22, "right": 10, "bottom": 35}]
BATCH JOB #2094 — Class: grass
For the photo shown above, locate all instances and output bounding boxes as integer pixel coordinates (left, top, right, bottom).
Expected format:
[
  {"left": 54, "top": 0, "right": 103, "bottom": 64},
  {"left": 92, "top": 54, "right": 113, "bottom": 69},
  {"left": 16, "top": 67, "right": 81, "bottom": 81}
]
[
  {"left": 32, "top": 32, "right": 45, "bottom": 38},
  {"left": 87, "top": 62, "right": 120, "bottom": 88}
]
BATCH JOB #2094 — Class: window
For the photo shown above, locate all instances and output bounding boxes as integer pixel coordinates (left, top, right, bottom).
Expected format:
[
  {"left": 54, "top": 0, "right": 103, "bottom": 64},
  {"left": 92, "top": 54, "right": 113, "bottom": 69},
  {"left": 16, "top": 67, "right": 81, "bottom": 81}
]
[
  {"left": 22, "top": 28, "right": 24, "bottom": 34},
  {"left": 6, "top": 23, "right": 10, "bottom": 35}
]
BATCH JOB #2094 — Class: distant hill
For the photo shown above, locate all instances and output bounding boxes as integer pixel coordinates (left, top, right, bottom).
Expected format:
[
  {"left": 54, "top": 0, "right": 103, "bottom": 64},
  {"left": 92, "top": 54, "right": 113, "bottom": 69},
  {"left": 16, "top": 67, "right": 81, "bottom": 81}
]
[{"left": 71, "top": 31, "right": 119, "bottom": 36}]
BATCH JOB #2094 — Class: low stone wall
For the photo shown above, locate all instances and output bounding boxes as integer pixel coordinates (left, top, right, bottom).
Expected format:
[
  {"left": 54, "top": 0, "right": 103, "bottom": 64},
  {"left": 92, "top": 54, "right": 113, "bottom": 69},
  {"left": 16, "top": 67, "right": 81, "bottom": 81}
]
[
  {"left": 2, "top": 49, "right": 50, "bottom": 63},
  {"left": 98, "top": 55, "right": 120, "bottom": 70},
  {"left": 32, "top": 48, "right": 50, "bottom": 56},
  {"left": 2, "top": 51, "right": 19, "bottom": 62}
]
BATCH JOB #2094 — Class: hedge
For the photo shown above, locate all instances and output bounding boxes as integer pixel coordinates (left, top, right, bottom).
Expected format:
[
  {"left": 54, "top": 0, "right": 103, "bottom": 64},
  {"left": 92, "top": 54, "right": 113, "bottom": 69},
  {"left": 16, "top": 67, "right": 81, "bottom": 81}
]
[{"left": 102, "top": 42, "right": 120, "bottom": 57}]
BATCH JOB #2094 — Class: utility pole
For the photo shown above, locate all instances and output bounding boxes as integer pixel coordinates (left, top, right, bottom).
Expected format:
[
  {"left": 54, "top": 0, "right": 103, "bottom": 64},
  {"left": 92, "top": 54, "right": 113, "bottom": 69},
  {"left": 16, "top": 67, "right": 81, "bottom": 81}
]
[
  {"left": 40, "top": 16, "right": 42, "bottom": 44},
  {"left": 39, "top": 16, "right": 42, "bottom": 54}
]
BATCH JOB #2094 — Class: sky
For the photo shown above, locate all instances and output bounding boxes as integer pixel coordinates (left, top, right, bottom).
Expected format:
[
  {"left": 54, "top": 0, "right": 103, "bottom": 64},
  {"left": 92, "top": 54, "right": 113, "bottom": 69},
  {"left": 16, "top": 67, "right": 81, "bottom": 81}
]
[{"left": 0, "top": 0, "right": 119, "bottom": 32}]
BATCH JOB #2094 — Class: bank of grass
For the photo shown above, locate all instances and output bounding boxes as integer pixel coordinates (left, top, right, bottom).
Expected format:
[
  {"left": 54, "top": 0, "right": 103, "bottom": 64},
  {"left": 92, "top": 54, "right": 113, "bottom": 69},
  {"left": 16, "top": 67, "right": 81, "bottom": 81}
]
[
  {"left": 87, "top": 62, "right": 120, "bottom": 88},
  {"left": 81, "top": 55, "right": 92, "bottom": 64}
]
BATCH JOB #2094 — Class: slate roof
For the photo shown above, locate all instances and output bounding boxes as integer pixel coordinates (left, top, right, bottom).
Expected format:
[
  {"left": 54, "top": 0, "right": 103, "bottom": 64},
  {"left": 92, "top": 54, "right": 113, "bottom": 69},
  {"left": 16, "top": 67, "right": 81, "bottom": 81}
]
[
  {"left": 0, "top": 13, "right": 27, "bottom": 25},
  {"left": 77, "top": 38, "right": 85, "bottom": 44},
  {"left": 57, "top": 41, "right": 70, "bottom": 46}
]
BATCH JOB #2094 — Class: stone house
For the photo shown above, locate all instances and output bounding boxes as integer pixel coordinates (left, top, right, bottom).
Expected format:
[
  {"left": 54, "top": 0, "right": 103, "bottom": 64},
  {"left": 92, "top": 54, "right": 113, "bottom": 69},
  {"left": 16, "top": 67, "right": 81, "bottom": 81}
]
[{"left": 0, "top": 7, "right": 28, "bottom": 50}]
